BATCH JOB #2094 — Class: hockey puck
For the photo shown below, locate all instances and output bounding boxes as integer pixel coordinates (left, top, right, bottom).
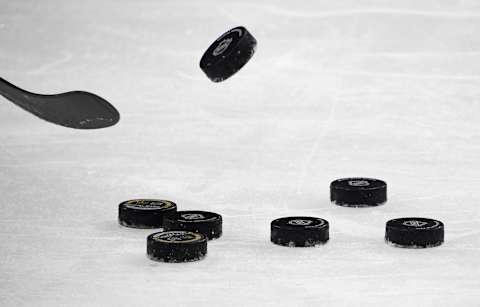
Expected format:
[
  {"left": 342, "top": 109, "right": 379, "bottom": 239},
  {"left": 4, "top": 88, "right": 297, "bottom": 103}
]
[
  {"left": 271, "top": 217, "right": 329, "bottom": 247},
  {"left": 330, "top": 178, "right": 387, "bottom": 207},
  {"left": 385, "top": 217, "right": 444, "bottom": 248},
  {"left": 118, "top": 199, "right": 177, "bottom": 229},
  {"left": 200, "top": 26, "right": 257, "bottom": 82},
  {"left": 164, "top": 210, "right": 222, "bottom": 240},
  {"left": 147, "top": 231, "right": 207, "bottom": 262}
]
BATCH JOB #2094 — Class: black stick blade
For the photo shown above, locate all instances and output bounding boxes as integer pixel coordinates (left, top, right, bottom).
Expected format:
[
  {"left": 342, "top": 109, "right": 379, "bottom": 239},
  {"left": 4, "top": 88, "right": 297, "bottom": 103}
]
[{"left": 0, "top": 78, "right": 120, "bottom": 129}]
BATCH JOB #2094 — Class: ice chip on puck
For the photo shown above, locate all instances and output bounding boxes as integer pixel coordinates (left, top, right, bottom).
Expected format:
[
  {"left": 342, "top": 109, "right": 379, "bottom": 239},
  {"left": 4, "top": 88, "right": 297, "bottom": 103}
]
[
  {"left": 385, "top": 217, "right": 444, "bottom": 248},
  {"left": 147, "top": 231, "right": 207, "bottom": 262},
  {"left": 200, "top": 26, "right": 257, "bottom": 82},
  {"left": 271, "top": 216, "right": 329, "bottom": 247},
  {"left": 118, "top": 199, "right": 177, "bottom": 229},
  {"left": 330, "top": 177, "right": 387, "bottom": 207},
  {"left": 164, "top": 210, "right": 222, "bottom": 240}
]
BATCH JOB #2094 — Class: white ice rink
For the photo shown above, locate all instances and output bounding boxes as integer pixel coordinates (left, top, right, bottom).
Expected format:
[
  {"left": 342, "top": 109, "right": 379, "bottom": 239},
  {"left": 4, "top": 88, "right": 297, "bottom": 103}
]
[{"left": 1, "top": 0, "right": 480, "bottom": 306}]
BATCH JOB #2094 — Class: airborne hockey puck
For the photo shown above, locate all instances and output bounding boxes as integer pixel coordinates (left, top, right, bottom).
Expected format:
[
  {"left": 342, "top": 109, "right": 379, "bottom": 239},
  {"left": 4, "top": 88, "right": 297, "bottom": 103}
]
[
  {"left": 271, "top": 217, "right": 329, "bottom": 247},
  {"left": 200, "top": 26, "right": 257, "bottom": 82},
  {"left": 118, "top": 199, "right": 177, "bottom": 229},
  {"left": 164, "top": 210, "right": 222, "bottom": 240},
  {"left": 385, "top": 217, "right": 444, "bottom": 248},
  {"left": 147, "top": 231, "right": 207, "bottom": 262},
  {"left": 330, "top": 178, "right": 387, "bottom": 207}
]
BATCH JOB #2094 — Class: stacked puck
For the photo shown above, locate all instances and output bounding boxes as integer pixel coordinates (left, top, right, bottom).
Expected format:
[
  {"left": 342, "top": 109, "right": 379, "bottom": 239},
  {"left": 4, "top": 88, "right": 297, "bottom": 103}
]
[
  {"left": 271, "top": 217, "right": 329, "bottom": 247},
  {"left": 119, "top": 198, "right": 222, "bottom": 262},
  {"left": 118, "top": 199, "right": 177, "bottom": 229},
  {"left": 147, "top": 231, "right": 207, "bottom": 262},
  {"left": 147, "top": 210, "right": 222, "bottom": 262},
  {"left": 164, "top": 211, "right": 222, "bottom": 240}
]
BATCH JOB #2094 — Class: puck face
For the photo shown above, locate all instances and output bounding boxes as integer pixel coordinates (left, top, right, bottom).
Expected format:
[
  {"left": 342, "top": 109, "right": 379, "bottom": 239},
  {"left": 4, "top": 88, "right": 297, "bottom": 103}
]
[
  {"left": 118, "top": 199, "right": 177, "bottom": 229},
  {"left": 271, "top": 216, "right": 329, "bottom": 247},
  {"left": 123, "top": 199, "right": 176, "bottom": 210},
  {"left": 147, "top": 231, "right": 207, "bottom": 263},
  {"left": 200, "top": 26, "right": 257, "bottom": 82},
  {"left": 164, "top": 211, "right": 222, "bottom": 240},
  {"left": 210, "top": 27, "right": 244, "bottom": 58},
  {"left": 274, "top": 217, "right": 327, "bottom": 229},
  {"left": 330, "top": 177, "right": 387, "bottom": 207},
  {"left": 385, "top": 217, "right": 444, "bottom": 248},
  {"left": 400, "top": 219, "right": 440, "bottom": 229},
  {"left": 151, "top": 231, "right": 203, "bottom": 244}
]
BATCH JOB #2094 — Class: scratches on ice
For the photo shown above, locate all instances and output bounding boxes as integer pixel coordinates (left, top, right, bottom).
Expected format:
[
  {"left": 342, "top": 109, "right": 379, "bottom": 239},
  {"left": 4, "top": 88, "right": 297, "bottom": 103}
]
[
  {"left": 291, "top": 67, "right": 480, "bottom": 81},
  {"left": 295, "top": 97, "right": 338, "bottom": 194},
  {"left": 27, "top": 51, "right": 73, "bottom": 75},
  {"left": 248, "top": 5, "right": 480, "bottom": 19},
  {"left": 354, "top": 51, "right": 480, "bottom": 58}
]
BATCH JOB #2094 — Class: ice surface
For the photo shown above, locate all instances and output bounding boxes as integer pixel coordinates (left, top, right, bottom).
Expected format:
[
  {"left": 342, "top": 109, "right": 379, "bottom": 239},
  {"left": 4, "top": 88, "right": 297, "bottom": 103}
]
[{"left": 1, "top": 0, "right": 480, "bottom": 306}]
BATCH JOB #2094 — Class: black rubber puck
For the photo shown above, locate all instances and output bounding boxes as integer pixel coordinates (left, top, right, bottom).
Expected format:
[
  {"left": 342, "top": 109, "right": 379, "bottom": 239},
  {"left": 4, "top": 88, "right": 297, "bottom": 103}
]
[
  {"left": 147, "top": 231, "right": 207, "bottom": 262},
  {"left": 271, "top": 216, "right": 329, "bottom": 247},
  {"left": 385, "top": 217, "right": 444, "bottom": 248},
  {"left": 164, "top": 210, "right": 222, "bottom": 240},
  {"left": 200, "top": 26, "right": 257, "bottom": 82},
  {"left": 330, "top": 178, "right": 387, "bottom": 207},
  {"left": 118, "top": 199, "right": 177, "bottom": 229}
]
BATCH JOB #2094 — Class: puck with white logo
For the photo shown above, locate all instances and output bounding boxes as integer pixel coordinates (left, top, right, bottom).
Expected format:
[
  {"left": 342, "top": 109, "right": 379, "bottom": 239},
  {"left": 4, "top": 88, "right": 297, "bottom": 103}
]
[
  {"left": 118, "top": 199, "right": 177, "bottom": 229},
  {"left": 330, "top": 178, "right": 387, "bottom": 207},
  {"left": 164, "top": 210, "right": 222, "bottom": 240},
  {"left": 385, "top": 217, "right": 444, "bottom": 248},
  {"left": 147, "top": 231, "right": 207, "bottom": 262},
  {"left": 271, "top": 217, "right": 329, "bottom": 247},
  {"left": 200, "top": 26, "right": 257, "bottom": 82}
]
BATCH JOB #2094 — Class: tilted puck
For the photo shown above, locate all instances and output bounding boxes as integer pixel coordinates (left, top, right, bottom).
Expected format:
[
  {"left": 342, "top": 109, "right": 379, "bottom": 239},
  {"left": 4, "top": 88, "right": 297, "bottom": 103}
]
[
  {"left": 330, "top": 178, "right": 387, "bottom": 207},
  {"left": 385, "top": 217, "right": 444, "bottom": 248},
  {"left": 118, "top": 199, "right": 177, "bottom": 229},
  {"left": 200, "top": 26, "right": 257, "bottom": 82},
  {"left": 271, "top": 217, "right": 329, "bottom": 247},
  {"left": 164, "top": 210, "right": 222, "bottom": 240},
  {"left": 147, "top": 231, "right": 207, "bottom": 262}
]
